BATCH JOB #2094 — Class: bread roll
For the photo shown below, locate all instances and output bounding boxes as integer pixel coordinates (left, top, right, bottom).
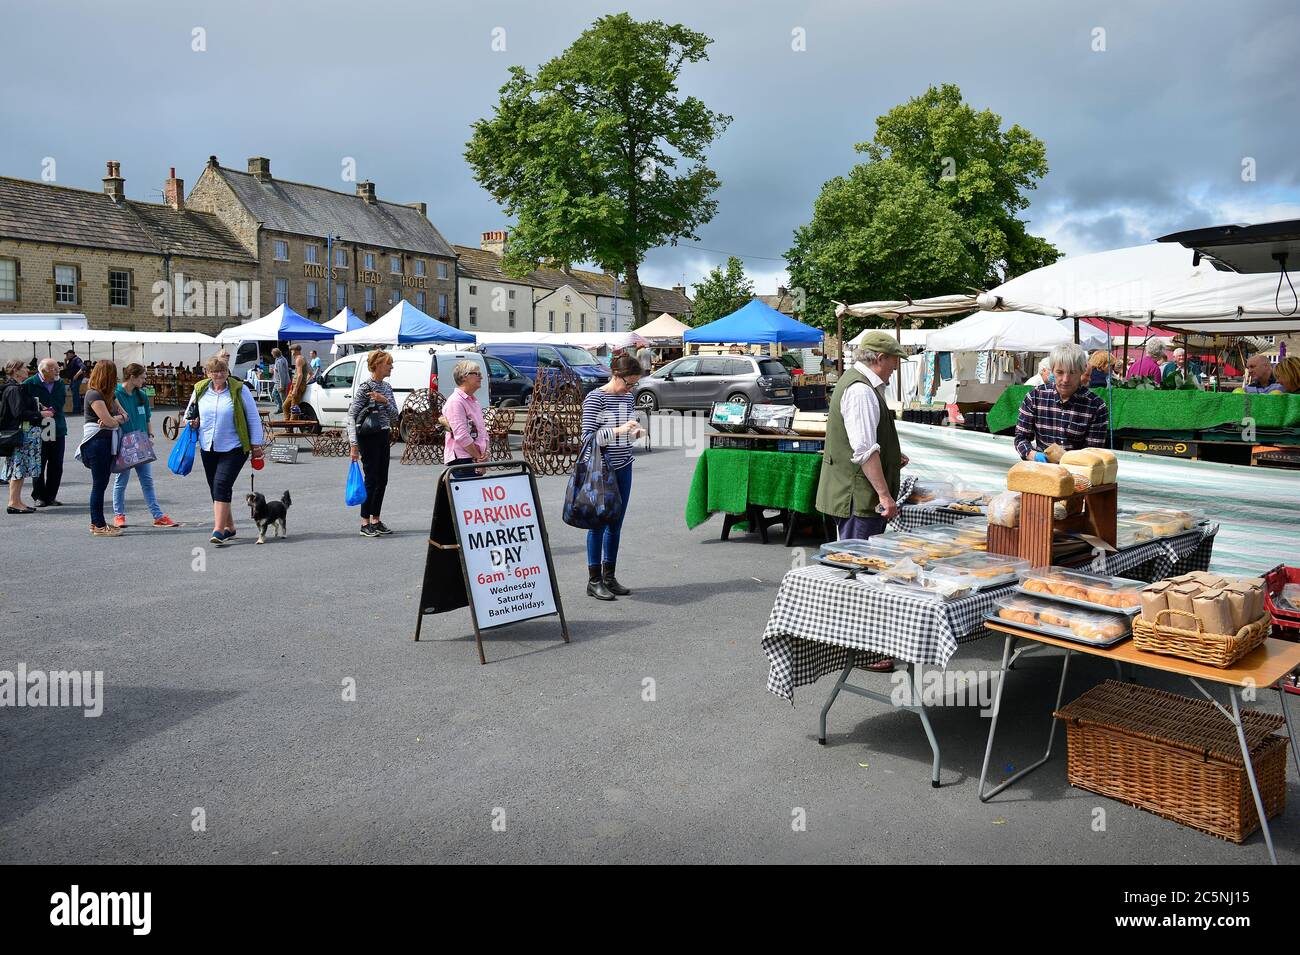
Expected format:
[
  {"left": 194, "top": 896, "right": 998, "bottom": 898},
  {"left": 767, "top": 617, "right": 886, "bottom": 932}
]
[
  {"left": 1007, "top": 461, "right": 1074, "bottom": 497},
  {"left": 998, "top": 607, "right": 1038, "bottom": 626},
  {"left": 1071, "top": 618, "right": 1126, "bottom": 641},
  {"left": 1023, "top": 578, "right": 1053, "bottom": 595}
]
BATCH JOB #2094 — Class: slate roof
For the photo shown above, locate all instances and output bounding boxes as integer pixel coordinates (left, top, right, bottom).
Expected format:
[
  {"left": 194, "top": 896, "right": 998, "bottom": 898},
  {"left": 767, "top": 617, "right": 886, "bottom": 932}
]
[
  {"left": 452, "top": 244, "right": 693, "bottom": 314},
  {"left": 0, "top": 176, "right": 253, "bottom": 262},
  {"left": 214, "top": 165, "right": 455, "bottom": 258}
]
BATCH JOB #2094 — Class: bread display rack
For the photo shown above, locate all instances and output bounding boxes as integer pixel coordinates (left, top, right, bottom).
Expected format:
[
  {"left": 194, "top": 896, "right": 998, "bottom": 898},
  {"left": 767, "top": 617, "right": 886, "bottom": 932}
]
[{"left": 988, "top": 483, "right": 1117, "bottom": 566}]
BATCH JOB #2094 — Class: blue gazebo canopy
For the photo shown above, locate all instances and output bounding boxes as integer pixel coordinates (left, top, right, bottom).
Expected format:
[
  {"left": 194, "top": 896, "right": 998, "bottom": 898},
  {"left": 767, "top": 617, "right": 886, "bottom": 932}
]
[
  {"left": 215, "top": 304, "right": 337, "bottom": 343},
  {"left": 333, "top": 300, "right": 475, "bottom": 345},
  {"left": 682, "top": 299, "right": 823, "bottom": 346}
]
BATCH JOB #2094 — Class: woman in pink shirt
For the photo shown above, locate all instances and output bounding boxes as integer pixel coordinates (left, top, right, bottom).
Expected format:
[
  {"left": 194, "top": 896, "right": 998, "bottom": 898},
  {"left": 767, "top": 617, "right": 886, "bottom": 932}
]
[
  {"left": 1126, "top": 338, "right": 1167, "bottom": 381},
  {"left": 443, "top": 360, "right": 489, "bottom": 467}
]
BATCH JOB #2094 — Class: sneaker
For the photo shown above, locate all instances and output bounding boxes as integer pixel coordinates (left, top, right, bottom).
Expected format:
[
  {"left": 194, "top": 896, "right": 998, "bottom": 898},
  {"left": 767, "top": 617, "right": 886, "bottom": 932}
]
[
  {"left": 224, "top": 529, "right": 237, "bottom": 540},
  {"left": 91, "top": 525, "right": 123, "bottom": 538},
  {"left": 153, "top": 515, "right": 179, "bottom": 527},
  {"left": 113, "top": 514, "right": 127, "bottom": 528},
  {"left": 360, "top": 524, "right": 379, "bottom": 538},
  {"left": 373, "top": 521, "right": 393, "bottom": 535}
]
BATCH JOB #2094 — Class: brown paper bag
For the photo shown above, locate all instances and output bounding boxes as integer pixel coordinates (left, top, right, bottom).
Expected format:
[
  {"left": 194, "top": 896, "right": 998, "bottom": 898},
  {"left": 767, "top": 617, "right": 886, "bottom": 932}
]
[
  {"left": 1240, "top": 579, "right": 1266, "bottom": 621},
  {"left": 1167, "top": 583, "right": 1202, "bottom": 619},
  {"left": 1221, "top": 587, "right": 1249, "bottom": 632},
  {"left": 1140, "top": 582, "right": 1170, "bottom": 624},
  {"left": 1192, "top": 589, "right": 1230, "bottom": 635}
]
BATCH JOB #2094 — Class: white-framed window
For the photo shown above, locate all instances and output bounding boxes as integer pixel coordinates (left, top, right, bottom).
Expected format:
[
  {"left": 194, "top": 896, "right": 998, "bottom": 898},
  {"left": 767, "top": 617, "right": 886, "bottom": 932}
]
[
  {"left": 274, "top": 239, "right": 289, "bottom": 261},
  {"left": 109, "top": 269, "right": 131, "bottom": 307},
  {"left": 0, "top": 259, "right": 16, "bottom": 301},
  {"left": 508, "top": 289, "right": 516, "bottom": 300},
  {"left": 469, "top": 306, "right": 478, "bottom": 326},
  {"left": 364, "top": 287, "right": 376, "bottom": 312},
  {"left": 564, "top": 311, "right": 571, "bottom": 332},
  {"left": 579, "top": 312, "right": 586, "bottom": 331},
  {"left": 548, "top": 310, "right": 555, "bottom": 331},
  {"left": 275, "top": 278, "right": 288, "bottom": 306},
  {"left": 599, "top": 315, "right": 605, "bottom": 332},
  {"left": 437, "top": 262, "right": 448, "bottom": 280},
  {"left": 305, "top": 244, "right": 320, "bottom": 264},
  {"left": 437, "top": 293, "right": 448, "bottom": 317},
  {"left": 390, "top": 255, "right": 401, "bottom": 274},
  {"left": 415, "top": 260, "right": 426, "bottom": 277},
  {"left": 508, "top": 309, "right": 516, "bottom": 328},
  {"left": 468, "top": 284, "right": 478, "bottom": 296},
  {"left": 390, "top": 287, "right": 401, "bottom": 305},
  {"left": 364, "top": 252, "right": 376, "bottom": 270},
  {"left": 306, "top": 281, "right": 318, "bottom": 309},
  {"left": 335, "top": 283, "right": 347, "bottom": 306},
  {"left": 334, "top": 248, "right": 347, "bottom": 267},
  {"left": 54, "top": 265, "right": 77, "bottom": 305},
  {"left": 416, "top": 291, "right": 426, "bottom": 310}
]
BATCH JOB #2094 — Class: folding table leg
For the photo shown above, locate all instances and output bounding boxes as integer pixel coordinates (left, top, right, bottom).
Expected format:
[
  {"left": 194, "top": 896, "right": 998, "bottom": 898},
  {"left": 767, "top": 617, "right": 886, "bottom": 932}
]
[
  {"left": 1279, "top": 686, "right": 1299, "bottom": 779},
  {"left": 979, "top": 640, "right": 1072, "bottom": 802},
  {"left": 1231, "top": 688, "right": 1277, "bottom": 866},
  {"left": 818, "top": 663, "right": 854, "bottom": 745},
  {"left": 907, "top": 662, "right": 942, "bottom": 788}
]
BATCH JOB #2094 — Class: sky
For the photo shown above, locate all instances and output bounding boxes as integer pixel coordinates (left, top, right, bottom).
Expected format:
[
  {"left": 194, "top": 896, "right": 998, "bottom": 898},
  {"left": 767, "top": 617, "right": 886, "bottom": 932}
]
[{"left": 3, "top": 0, "right": 1297, "bottom": 298}]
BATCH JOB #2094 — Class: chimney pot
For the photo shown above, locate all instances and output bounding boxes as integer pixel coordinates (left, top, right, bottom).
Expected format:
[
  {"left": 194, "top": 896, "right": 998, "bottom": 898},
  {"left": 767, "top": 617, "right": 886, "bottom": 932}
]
[
  {"left": 406, "top": 201, "right": 427, "bottom": 217},
  {"left": 480, "top": 230, "right": 508, "bottom": 256},
  {"left": 247, "top": 156, "right": 271, "bottom": 180},
  {"left": 356, "top": 180, "right": 376, "bottom": 203},
  {"left": 165, "top": 167, "right": 185, "bottom": 211}
]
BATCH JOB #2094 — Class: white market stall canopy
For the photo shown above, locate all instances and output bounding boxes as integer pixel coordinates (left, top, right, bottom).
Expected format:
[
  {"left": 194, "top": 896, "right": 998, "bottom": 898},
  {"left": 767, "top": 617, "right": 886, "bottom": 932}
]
[
  {"left": 470, "top": 330, "right": 646, "bottom": 351},
  {"left": 0, "top": 329, "right": 216, "bottom": 345},
  {"left": 636, "top": 312, "right": 690, "bottom": 341},
  {"left": 846, "top": 314, "right": 1107, "bottom": 353}
]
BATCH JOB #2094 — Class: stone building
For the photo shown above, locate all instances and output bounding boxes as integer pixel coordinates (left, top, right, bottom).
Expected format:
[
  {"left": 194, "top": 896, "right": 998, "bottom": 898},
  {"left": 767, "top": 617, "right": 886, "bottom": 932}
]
[
  {"left": 0, "top": 163, "right": 257, "bottom": 332},
  {"left": 454, "top": 231, "right": 692, "bottom": 333},
  {"left": 187, "top": 156, "right": 458, "bottom": 325}
]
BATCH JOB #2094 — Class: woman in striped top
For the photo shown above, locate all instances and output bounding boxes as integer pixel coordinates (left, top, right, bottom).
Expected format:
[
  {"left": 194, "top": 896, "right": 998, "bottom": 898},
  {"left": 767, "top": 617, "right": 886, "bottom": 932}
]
[
  {"left": 348, "top": 351, "right": 401, "bottom": 538},
  {"left": 581, "top": 354, "right": 646, "bottom": 601}
]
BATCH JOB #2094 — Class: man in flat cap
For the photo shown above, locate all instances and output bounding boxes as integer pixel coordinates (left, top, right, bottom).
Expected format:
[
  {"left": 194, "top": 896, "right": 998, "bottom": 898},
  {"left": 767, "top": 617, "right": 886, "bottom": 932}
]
[{"left": 816, "top": 331, "right": 911, "bottom": 541}]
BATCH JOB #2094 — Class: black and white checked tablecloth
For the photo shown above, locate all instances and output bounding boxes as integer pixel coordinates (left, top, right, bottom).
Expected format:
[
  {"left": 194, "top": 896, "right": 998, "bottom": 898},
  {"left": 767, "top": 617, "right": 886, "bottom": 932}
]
[
  {"left": 890, "top": 504, "right": 974, "bottom": 533},
  {"left": 761, "top": 524, "right": 1219, "bottom": 702}
]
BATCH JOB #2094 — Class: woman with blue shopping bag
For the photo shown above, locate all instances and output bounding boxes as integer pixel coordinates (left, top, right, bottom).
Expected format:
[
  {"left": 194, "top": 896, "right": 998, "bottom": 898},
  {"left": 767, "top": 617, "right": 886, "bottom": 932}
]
[
  {"left": 347, "top": 350, "right": 400, "bottom": 538},
  {"left": 573, "top": 354, "right": 645, "bottom": 601},
  {"left": 183, "top": 355, "right": 264, "bottom": 546}
]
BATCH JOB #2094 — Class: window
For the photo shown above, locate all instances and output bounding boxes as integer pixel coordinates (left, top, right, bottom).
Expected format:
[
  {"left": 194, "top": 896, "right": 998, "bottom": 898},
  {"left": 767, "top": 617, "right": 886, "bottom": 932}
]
[
  {"left": 305, "top": 244, "right": 319, "bottom": 264},
  {"left": 469, "top": 306, "right": 478, "bottom": 326},
  {"left": 390, "top": 255, "right": 401, "bottom": 274},
  {"left": 0, "top": 259, "right": 16, "bottom": 301},
  {"left": 564, "top": 311, "right": 571, "bottom": 332},
  {"left": 700, "top": 358, "right": 733, "bottom": 376},
  {"left": 335, "top": 283, "right": 347, "bottom": 307},
  {"left": 364, "top": 287, "right": 376, "bottom": 312},
  {"left": 579, "top": 312, "right": 586, "bottom": 331},
  {"left": 275, "top": 278, "right": 288, "bottom": 306},
  {"left": 537, "top": 346, "right": 562, "bottom": 368},
  {"left": 508, "top": 289, "right": 516, "bottom": 300},
  {"left": 390, "top": 288, "right": 401, "bottom": 305},
  {"left": 468, "top": 284, "right": 478, "bottom": 296},
  {"left": 437, "top": 293, "right": 447, "bottom": 317},
  {"left": 416, "top": 291, "right": 426, "bottom": 311},
  {"left": 334, "top": 248, "right": 347, "bottom": 267},
  {"left": 599, "top": 315, "right": 605, "bottom": 332},
  {"left": 657, "top": 357, "right": 699, "bottom": 378},
  {"left": 726, "top": 358, "right": 752, "bottom": 375},
  {"left": 54, "top": 265, "right": 77, "bottom": 304},
  {"left": 437, "top": 262, "right": 448, "bottom": 280},
  {"left": 109, "top": 269, "right": 131, "bottom": 307},
  {"left": 508, "top": 309, "right": 516, "bottom": 328},
  {"left": 322, "top": 360, "right": 357, "bottom": 390},
  {"left": 364, "top": 252, "right": 376, "bottom": 270},
  {"left": 415, "top": 260, "right": 426, "bottom": 277},
  {"left": 274, "top": 239, "right": 289, "bottom": 261},
  {"left": 306, "top": 281, "right": 318, "bottom": 309},
  {"left": 547, "top": 310, "right": 555, "bottom": 331}
]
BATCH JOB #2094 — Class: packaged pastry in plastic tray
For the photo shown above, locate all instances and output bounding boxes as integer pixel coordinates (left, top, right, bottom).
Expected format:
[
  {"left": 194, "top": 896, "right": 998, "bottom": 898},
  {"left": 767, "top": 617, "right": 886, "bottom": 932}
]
[
  {"left": 1115, "top": 517, "right": 1155, "bottom": 548},
  {"left": 817, "top": 539, "right": 876, "bottom": 556},
  {"left": 908, "top": 481, "right": 956, "bottom": 505},
  {"left": 991, "top": 594, "right": 1132, "bottom": 645},
  {"left": 817, "top": 551, "right": 895, "bottom": 572},
  {"left": 1122, "top": 508, "right": 1203, "bottom": 536},
  {"left": 882, "top": 532, "right": 966, "bottom": 559},
  {"left": 1017, "top": 566, "right": 1145, "bottom": 613},
  {"left": 926, "top": 552, "right": 1030, "bottom": 588}
]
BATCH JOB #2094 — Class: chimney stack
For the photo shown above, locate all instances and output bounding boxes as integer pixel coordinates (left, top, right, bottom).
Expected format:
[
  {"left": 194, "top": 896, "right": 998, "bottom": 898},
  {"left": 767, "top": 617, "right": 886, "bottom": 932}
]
[
  {"left": 103, "top": 161, "right": 125, "bottom": 203},
  {"left": 164, "top": 167, "right": 185, "bottom": 210},
  {"left": 480, "top": 230, "right": 508, "bottom": 256},
  {"left": 356, "top": 180, "right": 376, "bottom": 203},
  {"left": 406, "top": 201, "right": 427, "bottom": 217},
  {"left": 777, "top": 285, "right": 788, "bottom": 297},
  {"left": 247, "top": 156, "right": 271, "bottom": 181},
  {"left": 672, "top": 284, "right": 687, "bottom": 297}
]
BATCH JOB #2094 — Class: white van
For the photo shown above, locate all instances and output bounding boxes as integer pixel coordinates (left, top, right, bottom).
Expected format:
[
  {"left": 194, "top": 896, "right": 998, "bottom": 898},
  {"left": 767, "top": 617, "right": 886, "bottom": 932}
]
[{"left": 302, "top": 346, "right": 489, "bottom": 440}]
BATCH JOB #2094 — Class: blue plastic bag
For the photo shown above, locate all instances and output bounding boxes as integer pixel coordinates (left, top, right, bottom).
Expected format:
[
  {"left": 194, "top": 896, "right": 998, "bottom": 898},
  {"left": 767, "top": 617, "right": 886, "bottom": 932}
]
[
  {"left": 167, "top": 423, "right": 197, "bottom": 476},
  {"left": 345, "top": 460, "right": 367, "bottom": 506},
  {"left": 562, "top": 435, "right": 622, "bottom": 529}
]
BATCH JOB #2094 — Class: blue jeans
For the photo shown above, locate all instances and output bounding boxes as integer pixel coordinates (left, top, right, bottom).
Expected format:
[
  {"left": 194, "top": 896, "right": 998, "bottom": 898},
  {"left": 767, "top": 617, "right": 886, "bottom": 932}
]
[
  {"left": 113, "top": 460, "right": 164, "bottom": 520},
  {"left": 271, "top": 387, "right": 284, "bottom": 413},
  {"left": 586, "top": 463, "right": 633, "bottom": 566},
  {"left": 81, "top": 430, "right": 114, "bottom": 527}
]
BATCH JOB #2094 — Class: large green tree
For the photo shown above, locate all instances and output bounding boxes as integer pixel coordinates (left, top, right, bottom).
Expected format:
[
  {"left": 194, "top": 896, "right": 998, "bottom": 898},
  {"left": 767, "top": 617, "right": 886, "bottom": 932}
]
[
  {"left": 465, "top": 14, "right": 731, "bottom": 328},
  {"left": 689, "top": 256, "right": 754, "bottom": 326},
  {"left": 788, "top": 84, "right": 1059, "bottom": 336}
]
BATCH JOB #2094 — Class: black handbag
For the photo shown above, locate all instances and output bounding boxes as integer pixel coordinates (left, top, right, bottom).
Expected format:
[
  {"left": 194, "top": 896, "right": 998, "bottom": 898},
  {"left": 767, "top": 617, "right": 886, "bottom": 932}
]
[
  {"left": 355, "top": 387, "right": 390, "bottom": 437},
  {"left": 0, "top": 383, "right": 23, "bottom": 455}
]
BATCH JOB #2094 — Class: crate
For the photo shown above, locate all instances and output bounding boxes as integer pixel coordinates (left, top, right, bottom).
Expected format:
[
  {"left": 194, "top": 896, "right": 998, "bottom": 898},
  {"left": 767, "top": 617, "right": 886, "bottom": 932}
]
[
  {"left": 1055, "top": 680, "right": 1288, "bottom": 844},
  {"left": 709, "top": 435, "right": 756, "bottom": 450},
  {"left": 775, "top": 438, "right": 824, "bottom": 453},
  {"left": 269, "top": 443, "right": 299, "bottom": 464},
  {"left": 1263, "top": 563, "right": 1300, "bottom": 695}
]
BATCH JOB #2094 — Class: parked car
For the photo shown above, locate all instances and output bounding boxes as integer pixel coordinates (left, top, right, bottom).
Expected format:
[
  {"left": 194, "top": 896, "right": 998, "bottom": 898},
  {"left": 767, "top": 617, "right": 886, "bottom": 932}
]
[
  {"left": 479, "top": 342, "right": 611, "bottom": 395},
  {"left": 302, "top": 346, "right": 489, "bottom": 440},
  {"left": 633, "top": 354, "right": 794, "bottom": 411},
  {"left": 483, "top": 354, "right": 532, "bottom": 407}
]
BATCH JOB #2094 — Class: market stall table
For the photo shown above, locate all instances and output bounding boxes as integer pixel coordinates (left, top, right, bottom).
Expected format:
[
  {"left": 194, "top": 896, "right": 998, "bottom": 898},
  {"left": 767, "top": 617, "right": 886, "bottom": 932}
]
[
  {"left": 686, "top": 444, "right": 829, "bottom": 545},
  {"left": 761, "top": 524, "right": 1219, "bottom": 787},
  {"left": 978, "top": 619, "right": 1300, "bottom": 864}
]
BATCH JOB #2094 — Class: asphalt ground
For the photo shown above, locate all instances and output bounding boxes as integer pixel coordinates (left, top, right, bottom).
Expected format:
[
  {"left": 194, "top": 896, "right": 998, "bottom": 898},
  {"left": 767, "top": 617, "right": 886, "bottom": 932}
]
[{"left": 1, "top": 416, "right": 1295, "bottom": 864}]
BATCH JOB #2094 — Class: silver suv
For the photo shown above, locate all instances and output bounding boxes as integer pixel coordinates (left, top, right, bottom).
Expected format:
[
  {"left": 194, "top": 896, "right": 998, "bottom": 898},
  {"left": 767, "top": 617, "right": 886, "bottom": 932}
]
[{"left": 633, "top": 355, "right": 794, "bottom": 411}]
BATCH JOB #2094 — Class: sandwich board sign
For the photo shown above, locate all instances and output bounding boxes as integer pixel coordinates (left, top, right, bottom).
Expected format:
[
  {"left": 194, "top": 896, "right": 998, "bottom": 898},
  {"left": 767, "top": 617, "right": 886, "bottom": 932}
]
[{"left": 415, "top": 460, "right": 568, "bottom": 663}]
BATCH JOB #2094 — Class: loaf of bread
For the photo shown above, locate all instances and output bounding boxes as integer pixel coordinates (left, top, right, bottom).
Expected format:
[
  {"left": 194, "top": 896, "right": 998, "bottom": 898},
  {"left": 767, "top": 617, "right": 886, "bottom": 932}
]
[
  {"left": 1043, "top": 443, "right": 1066, "bottom": 464},
  {"left": 987, "top": 491, "right": 1021, "bottom": 528},
  {"left": 1060, "top": 451, "right": 1107, "bottom": 487},
  {"left": 1007, "top": 461, "right": 1074, "bottom": 497},
  {"left": 1089, "top": 449, "right": 1119, "bottom": 483}
]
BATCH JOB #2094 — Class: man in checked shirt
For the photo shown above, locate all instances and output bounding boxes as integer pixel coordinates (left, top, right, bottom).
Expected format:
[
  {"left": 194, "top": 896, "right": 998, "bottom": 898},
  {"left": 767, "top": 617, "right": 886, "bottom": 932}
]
[{"left": 1013, "top": 343, "right": 1110, "bottom": 460}]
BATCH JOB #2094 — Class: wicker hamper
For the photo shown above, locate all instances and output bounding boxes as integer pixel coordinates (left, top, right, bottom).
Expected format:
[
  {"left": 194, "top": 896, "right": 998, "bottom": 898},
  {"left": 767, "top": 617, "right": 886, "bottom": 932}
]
[{"left": 1054, "top": 680, "right": 1288, "bottom": 844}]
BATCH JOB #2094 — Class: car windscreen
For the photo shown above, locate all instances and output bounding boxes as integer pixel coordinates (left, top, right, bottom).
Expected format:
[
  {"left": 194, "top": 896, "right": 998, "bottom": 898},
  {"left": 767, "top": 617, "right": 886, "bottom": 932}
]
[
  {"left": 555, "top": 345, "right": 601, "bottom": 367},
  {"left": 758, "top": 359, "right": 787, "bottom": 377}
]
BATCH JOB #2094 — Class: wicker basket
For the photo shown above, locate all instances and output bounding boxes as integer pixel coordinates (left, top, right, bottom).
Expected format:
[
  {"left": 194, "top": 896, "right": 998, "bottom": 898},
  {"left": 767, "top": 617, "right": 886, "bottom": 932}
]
[
  {"left": 1055, "top": 680, "right": 1288, "bottom": 843},
  {"left": 1132, "top": 608, "right": 1270, "bottom": 668}
]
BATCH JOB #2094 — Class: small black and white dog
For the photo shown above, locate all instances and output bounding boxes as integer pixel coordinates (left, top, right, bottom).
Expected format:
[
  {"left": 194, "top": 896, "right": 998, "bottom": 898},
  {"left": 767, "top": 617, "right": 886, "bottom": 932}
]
[{"left": 246, "top": 490, "right": 292, "bottom": 544}]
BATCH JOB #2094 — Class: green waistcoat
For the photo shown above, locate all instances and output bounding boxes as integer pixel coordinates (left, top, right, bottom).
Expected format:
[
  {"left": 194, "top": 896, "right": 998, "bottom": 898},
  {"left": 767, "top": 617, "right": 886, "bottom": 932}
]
[
  {"left": 191, "top": 377, "right": 252, "bottom": 452},
  {"left": 816, "top": 367, "right": 901, "bottom": 518}
]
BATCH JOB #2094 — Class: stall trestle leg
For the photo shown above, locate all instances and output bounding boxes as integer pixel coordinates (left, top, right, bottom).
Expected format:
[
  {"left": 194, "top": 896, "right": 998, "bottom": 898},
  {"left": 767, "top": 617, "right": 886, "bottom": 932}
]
[
  {"left": 1278, "top": 685, "right": 1299, "bottom": 779},
  {"left": 980, "top": 639, "right": 1072, "bottom": 802},
  {"left": 818, "top": 663, "right": 854, "bottom": 745}
]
